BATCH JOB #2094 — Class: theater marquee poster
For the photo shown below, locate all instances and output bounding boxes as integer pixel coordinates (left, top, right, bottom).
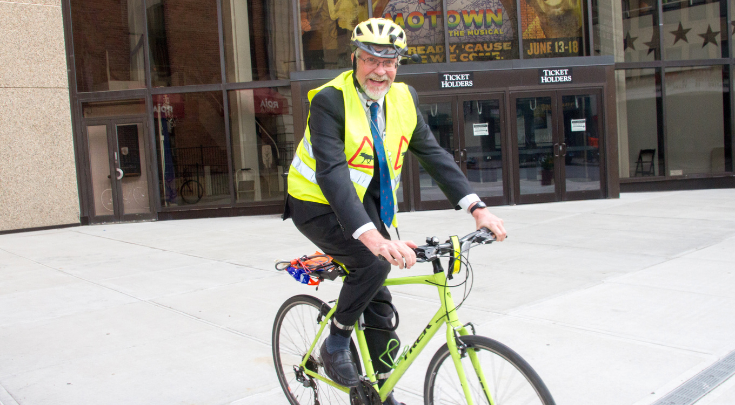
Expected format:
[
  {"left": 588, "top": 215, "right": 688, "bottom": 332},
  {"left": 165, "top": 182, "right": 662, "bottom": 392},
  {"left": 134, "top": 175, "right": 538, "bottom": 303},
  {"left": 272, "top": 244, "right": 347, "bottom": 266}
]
[
  {"left": 520, "top": 0, "right": 584, "bottom": 58},
  {"left": 374, "top": 0, "right": 519, "bottom": 63}
]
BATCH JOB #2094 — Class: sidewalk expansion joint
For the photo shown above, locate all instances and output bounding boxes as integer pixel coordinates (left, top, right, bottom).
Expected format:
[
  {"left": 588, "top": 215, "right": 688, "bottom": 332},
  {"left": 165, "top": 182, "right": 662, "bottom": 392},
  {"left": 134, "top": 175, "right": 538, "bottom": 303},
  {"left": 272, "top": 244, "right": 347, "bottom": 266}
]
[{"left": 651, "top": 350, "right": 735, "bottom": 405}]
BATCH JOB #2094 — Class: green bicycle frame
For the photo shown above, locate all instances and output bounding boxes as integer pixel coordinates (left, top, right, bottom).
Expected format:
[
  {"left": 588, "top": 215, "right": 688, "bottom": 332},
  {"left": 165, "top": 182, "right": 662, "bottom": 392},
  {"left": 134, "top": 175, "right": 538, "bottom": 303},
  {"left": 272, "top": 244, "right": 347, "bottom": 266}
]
[{"left": 299, "top": 270, "right": 494, "bottom": 405}]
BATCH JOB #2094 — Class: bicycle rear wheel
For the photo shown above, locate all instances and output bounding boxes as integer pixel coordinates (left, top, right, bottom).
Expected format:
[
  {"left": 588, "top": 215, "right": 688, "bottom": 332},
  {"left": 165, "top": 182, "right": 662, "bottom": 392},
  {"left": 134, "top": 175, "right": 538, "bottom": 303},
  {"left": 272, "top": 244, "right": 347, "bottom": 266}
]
[
  {"left": 272, "top": 295, "right": 360, "bottom": 405},
  {"left": 424, "top": 335, "right": 555, "bottom": 405},
  {"left": 180, "top": 180, "right": 203, "bottom": 204}
]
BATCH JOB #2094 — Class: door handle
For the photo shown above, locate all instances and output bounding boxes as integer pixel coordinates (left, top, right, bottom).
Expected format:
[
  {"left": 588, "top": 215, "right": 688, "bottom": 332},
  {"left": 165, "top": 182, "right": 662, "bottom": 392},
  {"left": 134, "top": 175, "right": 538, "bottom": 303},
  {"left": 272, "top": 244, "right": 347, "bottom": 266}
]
[
  {"left": 460, "top": 149, "right": 467, "bottom": 161},
  {"left": 561, "top": 143, "right": 567, "bottom": 156},
  {"left": 454, "top": 149, "right": 461, "bottom": 163},
  {"left": 553, "top": 143, "right": 560, "bottom": 157},
  {"left": 116, "top": 168, "right": 124, "bottom": 180}
]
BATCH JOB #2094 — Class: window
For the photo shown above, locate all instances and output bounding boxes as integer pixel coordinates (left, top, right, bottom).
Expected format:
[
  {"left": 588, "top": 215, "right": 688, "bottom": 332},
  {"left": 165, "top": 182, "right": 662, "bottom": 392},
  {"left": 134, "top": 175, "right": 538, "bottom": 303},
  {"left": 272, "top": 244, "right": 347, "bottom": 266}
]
[
  {"left": 228, "top": 87, "right": 294, "bottom": 203},
  {"left": 662, "top": 0, "right": 724, "bottom": 60},
  {"left": 298, "top": 0, "right": 367, "bottom": 70},
  {"left": 616, "top": 69, "right": 662, "bottom": 178},
  {"left": 377, "top": 0, "right": 446, "bottom": 63},
  {"left": 665, "top": 66, "right": 729, "bottom": 175},
  {"left": 447, "top": 0, "right": 518, "bottom": 61},
  {"left": 70, "top": 0, "right": 146, "bottom": 92},
  {"left": 147, "top": 0, "right": 222, "bottom": 87},
  {"left": 153, "top": 92, "right": 229, "bottom": 207},
  {"left": 621, "top": 0, "right": 661, "bottom": 61},
  {"left": 520, "top": 0, "right": 585, "bottom": 58},
  {"left": 223, "top": 0, "right": 296, "bottom": 82}
]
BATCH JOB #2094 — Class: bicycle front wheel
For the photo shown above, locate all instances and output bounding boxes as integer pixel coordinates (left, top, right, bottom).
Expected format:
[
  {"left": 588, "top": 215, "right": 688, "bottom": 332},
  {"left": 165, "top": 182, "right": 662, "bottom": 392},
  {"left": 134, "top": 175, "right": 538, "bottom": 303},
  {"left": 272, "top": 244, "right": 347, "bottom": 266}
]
[
  {"left": 424, "top": 335, "right": 555, "bottom": 405},
  {"left": 272, "top": 295, "right": 359, "bottom": 405}
]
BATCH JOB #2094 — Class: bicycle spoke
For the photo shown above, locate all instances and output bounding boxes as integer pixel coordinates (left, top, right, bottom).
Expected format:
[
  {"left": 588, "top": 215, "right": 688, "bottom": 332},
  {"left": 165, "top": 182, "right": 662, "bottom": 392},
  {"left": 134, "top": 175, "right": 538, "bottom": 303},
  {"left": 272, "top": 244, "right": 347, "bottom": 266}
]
[{"left": 427, "top": 337, "right": 552, "bottom": 405}]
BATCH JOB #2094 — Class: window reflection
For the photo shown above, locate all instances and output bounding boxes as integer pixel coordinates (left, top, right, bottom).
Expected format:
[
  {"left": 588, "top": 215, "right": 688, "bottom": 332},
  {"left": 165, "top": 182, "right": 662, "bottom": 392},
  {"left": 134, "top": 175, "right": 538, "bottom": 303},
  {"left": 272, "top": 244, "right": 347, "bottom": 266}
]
[
  {"left": 516, "top": 97, "right": 555, "bottom": 195},
  {"left": 375, "top": 0, "right": 446, "bottom": 63},
  {"left": 665, "top": 66, "right": 729, "bottom": 175},
  {"left": 463, "top": 100, "right": 504, "bottom": 197},
  {"left": 223, "top": 0, "right": 296, "bottom": 82},
  {"left": 621, "top": 0, "right": 660, "bottom": 61},
  {"left": 446, "top": 0, "right": 518, "bottom": 61},
  {"left": 299, "top": 0, "right": 367, "bottom": 70},
  {"left": 154, "top": 92, "right": 230, "bottom": 207},
  {"left": 592, "top": 0, "right": 622, "bottom": 59},
  {"left": 70, "top": 0, "right": 146, "bottom": 92},
  {"left": 520, "top": 0, "right": 585, "bottom": 58},
  {"left": 418, "top": 102, "right": 453, "bottom": 203},
  {"left": 616, "top": 69, "right": 662, "bottom": 178},
  {"left": 662, "top": 0, "right": 724, "bottom": 60},
  {"left": 147, "top": 0, "right": 222, "bottom": 87},
  {"left": 229, "top": 88, "right": 295, "bottom": 203}
]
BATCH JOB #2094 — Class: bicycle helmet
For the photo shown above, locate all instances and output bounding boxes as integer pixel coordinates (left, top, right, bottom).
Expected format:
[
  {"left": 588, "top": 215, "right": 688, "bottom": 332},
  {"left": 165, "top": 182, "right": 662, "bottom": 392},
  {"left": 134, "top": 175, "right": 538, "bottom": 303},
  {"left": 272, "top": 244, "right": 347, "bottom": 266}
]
[{"left": 350, "top": 18, "right": 407, "bottom": 59}]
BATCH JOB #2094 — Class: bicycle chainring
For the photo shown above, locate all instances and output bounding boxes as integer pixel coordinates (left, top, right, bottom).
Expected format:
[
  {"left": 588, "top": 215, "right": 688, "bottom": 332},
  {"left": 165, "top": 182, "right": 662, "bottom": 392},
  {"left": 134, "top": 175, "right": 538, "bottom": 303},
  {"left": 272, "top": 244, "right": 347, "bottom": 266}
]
[{"left": 349, "top": 380, "right": 381, "bottom": 405}]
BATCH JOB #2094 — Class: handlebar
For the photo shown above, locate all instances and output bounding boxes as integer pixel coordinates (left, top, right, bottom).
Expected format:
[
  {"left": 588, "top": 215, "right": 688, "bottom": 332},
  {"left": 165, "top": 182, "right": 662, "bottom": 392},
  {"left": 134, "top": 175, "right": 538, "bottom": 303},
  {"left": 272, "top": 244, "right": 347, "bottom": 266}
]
[{"left": 412, "top": 227, "right": 496, "bottom": 263}]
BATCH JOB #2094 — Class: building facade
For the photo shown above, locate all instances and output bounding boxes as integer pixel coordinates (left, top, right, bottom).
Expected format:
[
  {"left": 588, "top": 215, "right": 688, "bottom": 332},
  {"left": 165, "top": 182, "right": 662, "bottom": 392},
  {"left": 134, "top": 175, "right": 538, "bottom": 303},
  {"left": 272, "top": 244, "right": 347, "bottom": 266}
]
[{"left": 1, "top": 0, "right": 733, "bottom": 232}]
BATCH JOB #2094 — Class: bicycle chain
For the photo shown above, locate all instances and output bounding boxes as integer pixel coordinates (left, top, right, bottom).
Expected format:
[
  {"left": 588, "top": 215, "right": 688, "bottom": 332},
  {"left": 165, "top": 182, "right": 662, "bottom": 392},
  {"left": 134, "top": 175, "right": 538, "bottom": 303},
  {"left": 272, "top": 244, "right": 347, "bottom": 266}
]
[{"left": 349, "top": 380, "right": 381, "bottom": 405}]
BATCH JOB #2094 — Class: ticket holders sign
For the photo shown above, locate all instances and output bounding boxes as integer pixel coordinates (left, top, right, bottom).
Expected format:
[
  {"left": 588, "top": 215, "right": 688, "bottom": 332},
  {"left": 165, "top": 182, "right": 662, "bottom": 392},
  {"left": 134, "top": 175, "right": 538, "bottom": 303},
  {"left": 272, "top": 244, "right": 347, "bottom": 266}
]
[
  {"left": 439, "top": 72, "right": 475, "bottom": 88},
  {"left": 538, "top": 68, "right": 573, "bottom": 84}
]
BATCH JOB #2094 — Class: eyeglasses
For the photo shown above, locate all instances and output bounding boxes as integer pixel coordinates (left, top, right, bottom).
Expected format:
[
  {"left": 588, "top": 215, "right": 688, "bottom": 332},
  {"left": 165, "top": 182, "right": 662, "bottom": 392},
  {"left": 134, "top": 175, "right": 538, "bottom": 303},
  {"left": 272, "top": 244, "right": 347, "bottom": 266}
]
[{"left": 358, "top": 56, "right": 398, "bottom": 70}]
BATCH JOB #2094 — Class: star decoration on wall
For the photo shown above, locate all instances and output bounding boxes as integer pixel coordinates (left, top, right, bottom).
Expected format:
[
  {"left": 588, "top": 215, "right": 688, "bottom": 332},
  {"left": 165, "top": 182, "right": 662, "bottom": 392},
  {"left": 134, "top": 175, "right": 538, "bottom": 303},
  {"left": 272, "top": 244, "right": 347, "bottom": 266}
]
[
  {"left": 644, "top": 30, "right": 659, "bottom": 55},
  {"left": 670, "top": 22, "right": 691, "bottom": 45},
  {"left": 624, "top": 31, "right": 638, "bottom": 51},
  {"left": 699, "top": 25, "right": 720, "bottom": 47}
]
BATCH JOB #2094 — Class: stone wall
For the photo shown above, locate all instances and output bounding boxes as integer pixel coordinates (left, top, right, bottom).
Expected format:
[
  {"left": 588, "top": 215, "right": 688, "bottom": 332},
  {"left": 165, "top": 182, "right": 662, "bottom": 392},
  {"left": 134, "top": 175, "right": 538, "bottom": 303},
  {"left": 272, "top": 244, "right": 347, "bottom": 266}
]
[{"left": 0, "top": 0, "right": 79, "bottom": 231}]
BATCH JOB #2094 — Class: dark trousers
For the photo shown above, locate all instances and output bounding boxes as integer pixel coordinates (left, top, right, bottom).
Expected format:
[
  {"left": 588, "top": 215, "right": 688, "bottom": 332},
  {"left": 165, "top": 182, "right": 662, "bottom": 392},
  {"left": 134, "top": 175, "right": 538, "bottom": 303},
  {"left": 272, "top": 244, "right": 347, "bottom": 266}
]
[{"left": 293, "top": 211, "right": 400, "bottom": 377}]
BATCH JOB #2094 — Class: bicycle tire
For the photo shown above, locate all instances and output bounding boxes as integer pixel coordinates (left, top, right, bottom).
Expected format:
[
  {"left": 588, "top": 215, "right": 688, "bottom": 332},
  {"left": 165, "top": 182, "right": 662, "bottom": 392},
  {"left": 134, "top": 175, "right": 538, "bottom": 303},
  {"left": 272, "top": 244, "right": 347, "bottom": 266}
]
[
  {"left": 180, "top": 180, "right": 203, "bottom": 204},
  {"left": 424, "top": 335, "right": 555, "bottom": 405},
  {"left": 272, "top": 295, "right": 362, "bottom": 405}
]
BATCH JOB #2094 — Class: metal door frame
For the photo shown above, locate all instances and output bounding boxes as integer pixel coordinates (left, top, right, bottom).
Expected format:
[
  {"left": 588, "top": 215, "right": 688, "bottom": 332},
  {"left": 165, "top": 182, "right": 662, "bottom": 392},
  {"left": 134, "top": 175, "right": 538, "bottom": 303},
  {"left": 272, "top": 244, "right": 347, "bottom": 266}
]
[
  {"left": 510, "top": 91, "right": 562, "bottom": 204},
  {"left": 409, "top": 95, "right": 460, "bottom": 211},
  {"left": 81, "top": 115, "right": 155, "bottom": 223},
  {"left": 457, "top": 92, "right": 509, "bottom": 207},
  {"left": 556, "top": 88, "right": 606, "bottom": 201}
]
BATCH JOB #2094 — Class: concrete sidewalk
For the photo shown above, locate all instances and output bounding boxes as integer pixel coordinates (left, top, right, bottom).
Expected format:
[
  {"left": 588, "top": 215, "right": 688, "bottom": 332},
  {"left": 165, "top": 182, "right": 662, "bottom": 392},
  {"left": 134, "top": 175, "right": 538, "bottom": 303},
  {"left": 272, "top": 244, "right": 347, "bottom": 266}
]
[{"left": 1, "top": 189, "right": 734, "bottom": 405}]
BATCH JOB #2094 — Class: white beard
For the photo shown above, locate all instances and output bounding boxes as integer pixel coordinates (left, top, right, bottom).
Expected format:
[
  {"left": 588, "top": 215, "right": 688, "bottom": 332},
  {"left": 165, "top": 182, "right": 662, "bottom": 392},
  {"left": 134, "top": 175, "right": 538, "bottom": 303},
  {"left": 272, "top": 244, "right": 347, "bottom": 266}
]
[{"left": 360, "top": 74, "right": 392, "bottom": 100}]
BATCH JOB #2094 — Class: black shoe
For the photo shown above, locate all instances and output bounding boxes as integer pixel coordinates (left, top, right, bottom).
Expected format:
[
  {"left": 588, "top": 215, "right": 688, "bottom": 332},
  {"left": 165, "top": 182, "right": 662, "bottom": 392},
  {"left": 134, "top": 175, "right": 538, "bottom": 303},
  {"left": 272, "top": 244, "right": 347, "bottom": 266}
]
[
  {"left": 383, "top": 391, "right": 406, "bottom": 405},
  {"left": 320, "top": 340, "right": 360, "bottom": 387}
]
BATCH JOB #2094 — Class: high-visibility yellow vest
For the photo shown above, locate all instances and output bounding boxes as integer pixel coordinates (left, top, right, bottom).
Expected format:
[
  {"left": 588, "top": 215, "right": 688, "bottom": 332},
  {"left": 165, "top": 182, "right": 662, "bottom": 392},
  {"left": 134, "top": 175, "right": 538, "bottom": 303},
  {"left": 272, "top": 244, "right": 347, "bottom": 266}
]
[{"left": 288, "top": 70, "right": 417, "bottom": 228}]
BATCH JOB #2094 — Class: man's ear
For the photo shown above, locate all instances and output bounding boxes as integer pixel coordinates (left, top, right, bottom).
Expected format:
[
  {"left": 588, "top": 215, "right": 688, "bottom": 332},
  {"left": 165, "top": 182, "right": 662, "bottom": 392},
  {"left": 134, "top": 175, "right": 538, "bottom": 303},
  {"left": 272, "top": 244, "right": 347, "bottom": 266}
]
[{"left": 351, "top": 53, "right": 355, "bottom": 63}]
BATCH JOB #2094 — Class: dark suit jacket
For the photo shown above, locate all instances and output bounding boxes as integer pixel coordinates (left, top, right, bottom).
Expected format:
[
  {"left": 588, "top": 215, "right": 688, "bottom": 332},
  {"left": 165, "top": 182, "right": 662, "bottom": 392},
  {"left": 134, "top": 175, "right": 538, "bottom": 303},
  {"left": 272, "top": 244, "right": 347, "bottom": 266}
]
[{"left": 285, "top": 84, "right": 472, "bottom": 239}]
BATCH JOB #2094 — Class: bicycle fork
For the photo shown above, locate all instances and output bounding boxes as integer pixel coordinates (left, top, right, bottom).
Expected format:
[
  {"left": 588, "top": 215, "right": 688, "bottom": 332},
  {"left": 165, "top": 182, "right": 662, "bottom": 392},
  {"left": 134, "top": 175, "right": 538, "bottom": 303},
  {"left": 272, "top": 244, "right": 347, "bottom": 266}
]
[{"left": 444, "top": 296, "right": 495, "bottom": 405}]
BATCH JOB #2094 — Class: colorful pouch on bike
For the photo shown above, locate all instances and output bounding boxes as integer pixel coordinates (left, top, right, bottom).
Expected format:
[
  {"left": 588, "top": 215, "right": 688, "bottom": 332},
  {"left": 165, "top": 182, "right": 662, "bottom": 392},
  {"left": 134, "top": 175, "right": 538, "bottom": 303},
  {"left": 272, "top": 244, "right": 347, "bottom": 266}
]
[{"left": 282, "top": 252, "right": 340, "bottom": 286}]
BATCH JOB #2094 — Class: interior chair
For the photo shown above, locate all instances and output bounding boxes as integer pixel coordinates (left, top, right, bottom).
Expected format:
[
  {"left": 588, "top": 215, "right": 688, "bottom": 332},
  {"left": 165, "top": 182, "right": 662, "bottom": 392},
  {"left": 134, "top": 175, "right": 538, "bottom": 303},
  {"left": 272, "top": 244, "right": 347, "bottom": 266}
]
[{"left": 634, "top": 149, "right": 656, "bottom": 176}]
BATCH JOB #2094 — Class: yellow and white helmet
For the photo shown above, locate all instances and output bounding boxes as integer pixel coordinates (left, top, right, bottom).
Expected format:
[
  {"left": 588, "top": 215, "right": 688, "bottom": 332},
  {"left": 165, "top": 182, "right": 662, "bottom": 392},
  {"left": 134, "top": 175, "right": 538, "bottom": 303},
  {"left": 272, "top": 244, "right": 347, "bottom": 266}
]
[{"left": 350, "top": 18, "right": 407, "bottom": 58}]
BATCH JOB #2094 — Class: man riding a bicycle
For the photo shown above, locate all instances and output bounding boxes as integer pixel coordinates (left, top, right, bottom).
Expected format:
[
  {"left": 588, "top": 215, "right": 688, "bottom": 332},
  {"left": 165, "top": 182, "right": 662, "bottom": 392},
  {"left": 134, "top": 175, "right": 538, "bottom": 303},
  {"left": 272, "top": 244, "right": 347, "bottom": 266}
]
[{"left": 284, "top": 17, "right": 507, "bottom": 405}]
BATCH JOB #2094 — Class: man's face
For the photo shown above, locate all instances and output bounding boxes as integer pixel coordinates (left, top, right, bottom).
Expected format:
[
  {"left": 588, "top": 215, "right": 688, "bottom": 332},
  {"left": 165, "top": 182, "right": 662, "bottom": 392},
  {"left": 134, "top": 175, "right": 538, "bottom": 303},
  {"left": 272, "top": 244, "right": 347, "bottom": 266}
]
[{"left": 353, "top": 47, "right": 398, "bottom": 101}]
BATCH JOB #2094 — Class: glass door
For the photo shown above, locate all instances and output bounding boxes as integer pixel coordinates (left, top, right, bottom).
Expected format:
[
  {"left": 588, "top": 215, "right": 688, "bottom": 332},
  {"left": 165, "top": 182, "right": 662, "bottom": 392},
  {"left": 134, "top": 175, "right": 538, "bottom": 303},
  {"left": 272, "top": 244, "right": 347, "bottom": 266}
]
[
  {"left": 510, "top": 90, "right": 605, "bottom": 204},
  {"left": 458, "top": 95, "right": 508, "bottom": 206},
  {"left": 84, "top": 119, "right": 153, "bottom": 222},
  {"left": 512, "top": 93, "right": 560, "bottom": 204},
  {"left": 409, "top": 96, "right": 459, "bottom": 210},
  {"left": 558, "top": 91, "right": 604, "bottom": 200}
]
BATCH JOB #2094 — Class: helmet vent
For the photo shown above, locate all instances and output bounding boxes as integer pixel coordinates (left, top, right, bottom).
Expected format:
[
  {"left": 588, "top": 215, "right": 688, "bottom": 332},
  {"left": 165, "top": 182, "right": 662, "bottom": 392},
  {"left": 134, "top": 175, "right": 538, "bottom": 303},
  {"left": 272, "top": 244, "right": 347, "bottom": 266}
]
[
  {"left": 355, "top": 27, "right": 363, "bottom": 36},
  {"left": 377, "top": 23, "right": 385, "bottom": 34},
  {"left": 365, "top": 24, "right": 374, "bottom": 34}
]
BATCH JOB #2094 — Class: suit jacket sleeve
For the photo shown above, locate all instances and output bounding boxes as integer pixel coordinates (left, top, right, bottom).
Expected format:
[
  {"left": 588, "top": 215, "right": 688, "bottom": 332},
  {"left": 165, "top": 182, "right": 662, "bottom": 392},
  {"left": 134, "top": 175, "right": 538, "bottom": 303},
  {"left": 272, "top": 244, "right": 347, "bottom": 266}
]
[
  {"left": 406, "top": 86, "right": 473, "bottom": 208},
  {"left": 308, "top": 87, "right": 373, "bottom": 237}
]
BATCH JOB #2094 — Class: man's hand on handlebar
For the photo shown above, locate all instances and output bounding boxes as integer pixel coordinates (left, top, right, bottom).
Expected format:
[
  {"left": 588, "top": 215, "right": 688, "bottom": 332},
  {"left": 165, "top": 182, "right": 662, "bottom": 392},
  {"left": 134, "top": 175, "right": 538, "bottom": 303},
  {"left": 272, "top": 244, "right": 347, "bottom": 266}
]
[
  {"left": 472, "top": 207, "right": 507, "bottom": 242},
  {"left": 359, "top": 229, "right": 418, "bottom": 269}
]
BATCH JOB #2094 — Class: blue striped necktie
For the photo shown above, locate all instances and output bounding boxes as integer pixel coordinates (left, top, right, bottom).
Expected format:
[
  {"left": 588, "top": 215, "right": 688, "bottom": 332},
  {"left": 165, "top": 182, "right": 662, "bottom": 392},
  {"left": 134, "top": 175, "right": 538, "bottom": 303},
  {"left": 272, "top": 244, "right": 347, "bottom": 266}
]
[{"left": 369, "top": 102, "right": 394, "bottom": 228}]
